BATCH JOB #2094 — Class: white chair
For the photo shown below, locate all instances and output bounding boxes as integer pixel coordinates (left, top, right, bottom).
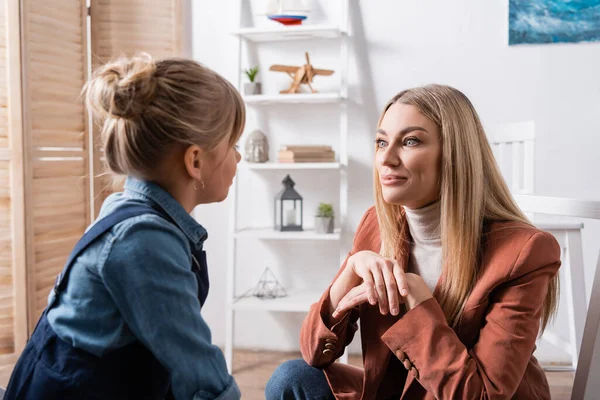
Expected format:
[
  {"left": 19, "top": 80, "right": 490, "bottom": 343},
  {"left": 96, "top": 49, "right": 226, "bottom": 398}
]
[
  {"left": 571, "top": 248, "right": 600, "bottom": 400},
  {"left": 509, "top": 196, "right": 600, "bottom": 399},
  {"left": 488, "top": 122, "right": 587, "bottom": 370},
  {"left": 487, "top": 121, "right": 535, "bottom": 194},
  {"left": 572, "top": 249, "right": 600, "bottom": 399}
]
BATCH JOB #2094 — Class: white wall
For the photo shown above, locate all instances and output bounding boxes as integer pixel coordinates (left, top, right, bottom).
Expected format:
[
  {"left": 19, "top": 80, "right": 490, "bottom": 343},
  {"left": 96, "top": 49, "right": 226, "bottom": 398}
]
[{"left": 191, "top": 0, "right": 600, "bottom": 363}]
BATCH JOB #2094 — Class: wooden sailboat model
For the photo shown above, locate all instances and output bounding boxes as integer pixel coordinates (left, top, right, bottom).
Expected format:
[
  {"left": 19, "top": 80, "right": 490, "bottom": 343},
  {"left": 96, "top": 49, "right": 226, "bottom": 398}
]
[{"left": 265, "top": 0, "right": 309, "bottom": 25}]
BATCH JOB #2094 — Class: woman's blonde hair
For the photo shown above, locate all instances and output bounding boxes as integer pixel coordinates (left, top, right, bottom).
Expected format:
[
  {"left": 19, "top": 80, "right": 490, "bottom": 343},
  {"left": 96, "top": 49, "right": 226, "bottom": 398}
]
[
  {"left": 84, "top": 53, "right": 245, "bottom": 179},
  {"left": 374, "top": 84, "right": 558, "bottom": 332}
]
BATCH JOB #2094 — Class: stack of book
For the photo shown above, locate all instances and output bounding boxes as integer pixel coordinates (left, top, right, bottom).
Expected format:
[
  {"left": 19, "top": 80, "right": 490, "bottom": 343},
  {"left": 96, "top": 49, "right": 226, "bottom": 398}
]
[{"left": 278, "top": 145, "right": 335, "bottom": 163}]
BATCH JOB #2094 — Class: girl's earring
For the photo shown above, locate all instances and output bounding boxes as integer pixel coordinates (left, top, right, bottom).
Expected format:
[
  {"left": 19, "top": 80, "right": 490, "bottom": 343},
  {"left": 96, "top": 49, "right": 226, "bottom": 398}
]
[
  {"left": 193, "top": 181, "right": 197, "bottom": 191},
  {"left": 200, "top": 179, "right": 205, "bottom": 190}
]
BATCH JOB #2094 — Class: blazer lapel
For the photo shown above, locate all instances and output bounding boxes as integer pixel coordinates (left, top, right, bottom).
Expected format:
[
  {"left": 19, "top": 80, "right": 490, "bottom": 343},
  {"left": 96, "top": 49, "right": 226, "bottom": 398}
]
[{"left": 398, "top": 213, "right": 446, "bottom": 399}]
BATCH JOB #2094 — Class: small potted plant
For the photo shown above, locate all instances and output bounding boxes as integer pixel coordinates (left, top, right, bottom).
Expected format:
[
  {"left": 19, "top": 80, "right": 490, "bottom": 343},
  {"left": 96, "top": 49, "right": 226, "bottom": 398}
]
[
  {"left": 315, "top": 202, "right": 334, "bottom": 234},
  {"left": 244, "top": 66, "right": 261, "bottom": 95}
]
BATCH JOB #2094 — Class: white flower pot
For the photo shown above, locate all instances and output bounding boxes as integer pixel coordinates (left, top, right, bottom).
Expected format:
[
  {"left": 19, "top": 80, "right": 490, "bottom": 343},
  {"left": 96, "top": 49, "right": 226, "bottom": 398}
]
[
  {"left": 244, "top": 82, "right": 262, "bottom": 95},
  {"left": 315, "top": 217, "right": 334, "bottom": 234}
]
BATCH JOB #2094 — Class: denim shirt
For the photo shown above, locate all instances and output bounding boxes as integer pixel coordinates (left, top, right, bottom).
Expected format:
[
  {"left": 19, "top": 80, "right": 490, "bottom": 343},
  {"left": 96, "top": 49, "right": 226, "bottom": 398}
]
[{"left": 46, "top": 178, "right": 240, "bottom": 400}]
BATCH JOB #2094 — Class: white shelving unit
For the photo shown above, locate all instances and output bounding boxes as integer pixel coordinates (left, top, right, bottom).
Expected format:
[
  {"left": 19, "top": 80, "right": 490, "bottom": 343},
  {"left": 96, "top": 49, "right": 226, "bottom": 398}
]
[
  {"left": 232, "top": 24, "right": 342, "bottom": 42},
  {"left": 234, "top": 227, "right": 342, "bottom": 241},
  {"left": 226, "top": 0, "right": 350, "bottom": 372},
  {"left": 243, "top": 92, "right": 344, "bottom": 105},
  {"left": 239, "top": 161, "right": 342, "bottom": 170},
  {"left": 232, "top": 288, "right": 323, "bottom": 312}
]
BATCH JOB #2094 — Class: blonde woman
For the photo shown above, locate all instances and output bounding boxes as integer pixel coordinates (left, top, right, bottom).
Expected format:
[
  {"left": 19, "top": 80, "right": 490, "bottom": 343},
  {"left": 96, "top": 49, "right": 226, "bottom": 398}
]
[
  {"left": 266, "top": 85, "right": 560, "bottom": 399},
  {"left": 6, "top": 55, "right": 244, "bottom": 400}
]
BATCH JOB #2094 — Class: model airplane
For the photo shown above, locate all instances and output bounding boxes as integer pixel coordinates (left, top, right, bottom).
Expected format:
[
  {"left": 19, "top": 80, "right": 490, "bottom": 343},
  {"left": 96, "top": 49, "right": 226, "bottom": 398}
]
[{"left": 269, "top": 52, "right": 334, "bottom": 94}]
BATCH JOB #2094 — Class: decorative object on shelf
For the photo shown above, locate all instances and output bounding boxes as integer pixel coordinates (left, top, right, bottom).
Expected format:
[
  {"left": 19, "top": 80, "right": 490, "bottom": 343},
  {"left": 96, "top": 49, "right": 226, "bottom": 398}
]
[
  {"left": 233, "top": 267, "right": 288, "bottom": 302},
  {"left": 315, "top": 202, "right": 335, "bottom": 234},
  {"left": 278, "top": 145, "right": 335, "bottom": 163},
  {"left": 251, "top": 267, "right": 288, "bottom": 299},
  {"left": 265, "top": 0, "right": 309, "bottom": 26},
  {"left": 244, "top": 66, "right": 261, "bottom": 95},
  {"left": 244, "top": 129, "right": 269, "bottom": 163},
  {"left": 274, "top": 175, "right": 303, "bottom": 231},
  {"left": 270, "top": 52, "right": 334, "bottom": 94}
]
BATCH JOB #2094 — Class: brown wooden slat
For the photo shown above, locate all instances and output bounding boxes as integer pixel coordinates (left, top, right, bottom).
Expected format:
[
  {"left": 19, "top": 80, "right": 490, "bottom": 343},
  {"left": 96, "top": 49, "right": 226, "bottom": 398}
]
[
  {"left": 31, "top": 117, "right": 85, "bottom": 133},
  {"left": 30, "top": 99, "right": 84, "bottom": 112},
  {"left": 32, "top": 204, "right": 86, "bottom": 220},
  {"left": 35, "top": 239, "right": 78, "bottom": 267},
  {"left": 31, "top": 129, "right": 84, "bottom": 148},
  {"left": 29, "top": 62, "right": 85, "bottom": 82},
  {"left": 34, "top": 218, "right": 86, "bottom": 237},
  {"left": 30, "top": 1, "right": 84, "bottom": 28},
  {"left": 30, "top": 53, "right": 83, "bottom": 71},
  {"left": 33, "top": 160, "right": 85, "bottom": 178},
  {"left": 27, "top": 13, "right": 82, "bottom": 36}
]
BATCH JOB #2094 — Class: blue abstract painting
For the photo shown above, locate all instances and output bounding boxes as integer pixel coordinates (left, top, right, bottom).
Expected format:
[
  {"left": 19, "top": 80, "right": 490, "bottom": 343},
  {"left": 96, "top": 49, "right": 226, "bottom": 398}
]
[{"left": 509, "top": 0, "right": 600, "bottom": 45}]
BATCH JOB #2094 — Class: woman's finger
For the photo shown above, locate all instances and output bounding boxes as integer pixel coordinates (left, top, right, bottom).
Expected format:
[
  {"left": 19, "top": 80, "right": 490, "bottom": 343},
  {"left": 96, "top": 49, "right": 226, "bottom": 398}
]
[
  {"left": 382, "top": 260, "right": 400, "bottom": 316},
  {"left": 393, "top": 260, "right": 409, "bottom": 297},
  {"left": 360, "top": 270, "right": 378, "bottom": 305},
  {"left": 334, "top": 285, "right": 367, "bottom": 316},
  {"left": 371, "top": 265, "right": 389, "bottom": 315},
  {"left": 333, "top": 285, "right": 369, "bottom": 318}
]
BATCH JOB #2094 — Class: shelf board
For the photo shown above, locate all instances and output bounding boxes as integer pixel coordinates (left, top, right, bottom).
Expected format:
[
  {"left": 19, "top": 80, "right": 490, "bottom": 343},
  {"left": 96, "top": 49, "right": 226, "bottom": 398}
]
[
  {"left": 241, "top": 162, "right": 341, "bottom": 170},
  {"left": 231, "top": 288, "right": 322, "bottom": 312},
  {"left": 232, "top": 25, "right": 342, "bottom": 42},
  {"left": 235, "top": 227, "right": 341, "bottom": 241},
  {"left": 243, "top": 92, "right": 344, "bottom": 105}
]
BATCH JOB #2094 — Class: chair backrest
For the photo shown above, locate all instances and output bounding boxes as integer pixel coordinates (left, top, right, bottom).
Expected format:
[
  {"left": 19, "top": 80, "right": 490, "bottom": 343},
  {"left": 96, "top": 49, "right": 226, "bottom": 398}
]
[
  {"left": 486, "top": 121, "right": 535, "bottom": 194},
  {"left": 514, "top": 195, "right": 600, "bottom": 399}
]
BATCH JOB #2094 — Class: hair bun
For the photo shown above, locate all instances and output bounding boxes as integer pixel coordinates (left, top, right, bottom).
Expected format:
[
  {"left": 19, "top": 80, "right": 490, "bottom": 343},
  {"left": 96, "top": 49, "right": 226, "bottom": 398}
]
[{"left": 85, "top": 53, "right": 157, "bottom": 120}]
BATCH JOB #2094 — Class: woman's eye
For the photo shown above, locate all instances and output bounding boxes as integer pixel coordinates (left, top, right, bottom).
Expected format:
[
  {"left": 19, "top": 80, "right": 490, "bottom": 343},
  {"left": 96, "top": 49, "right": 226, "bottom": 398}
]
[
  {"left": 374, "top": 139, "right": 387, "bottom": 148},
  {"left": 404, "top": 138, "right": 420, "bottom": 147}
]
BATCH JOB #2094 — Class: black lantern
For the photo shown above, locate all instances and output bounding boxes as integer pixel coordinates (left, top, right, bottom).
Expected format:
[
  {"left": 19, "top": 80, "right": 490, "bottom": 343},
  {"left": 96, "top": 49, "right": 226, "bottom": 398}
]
[{"left": 274, "top": 175, "right": 303, "bottom": 232}]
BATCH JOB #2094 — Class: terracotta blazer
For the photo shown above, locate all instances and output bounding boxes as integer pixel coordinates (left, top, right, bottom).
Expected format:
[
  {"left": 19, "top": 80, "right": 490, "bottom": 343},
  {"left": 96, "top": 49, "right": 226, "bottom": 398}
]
[{"left": 300, "top": 206, "right": 561, "bottom": 400}]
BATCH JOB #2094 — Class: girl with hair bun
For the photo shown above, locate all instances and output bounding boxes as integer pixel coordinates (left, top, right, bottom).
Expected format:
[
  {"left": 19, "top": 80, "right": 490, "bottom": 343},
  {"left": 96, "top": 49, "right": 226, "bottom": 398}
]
[{"left": 5, "top": 53, "right": 244, "bottom": 400}]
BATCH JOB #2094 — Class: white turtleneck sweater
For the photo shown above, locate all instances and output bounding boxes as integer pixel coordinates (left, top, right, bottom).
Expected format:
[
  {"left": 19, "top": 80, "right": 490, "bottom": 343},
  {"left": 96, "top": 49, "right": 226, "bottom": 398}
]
[{"left": 403, "top": 201, "right": 442, "bottom": 293}]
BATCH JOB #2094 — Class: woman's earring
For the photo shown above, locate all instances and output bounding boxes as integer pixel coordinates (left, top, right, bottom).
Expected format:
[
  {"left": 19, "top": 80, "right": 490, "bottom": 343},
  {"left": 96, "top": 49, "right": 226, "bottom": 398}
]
[
  {"left": 193, "top": 181, "right": 197, "bottom": 191},
  {"left": 197, "top": 158, "right": 206, "bottom": 190}
]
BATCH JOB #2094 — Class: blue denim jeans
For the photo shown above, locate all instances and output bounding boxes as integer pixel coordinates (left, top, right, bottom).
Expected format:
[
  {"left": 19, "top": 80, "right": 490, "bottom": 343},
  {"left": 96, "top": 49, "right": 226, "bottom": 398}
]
[{"left": 265, "top": 359, "right": 335, "bottom": 400}]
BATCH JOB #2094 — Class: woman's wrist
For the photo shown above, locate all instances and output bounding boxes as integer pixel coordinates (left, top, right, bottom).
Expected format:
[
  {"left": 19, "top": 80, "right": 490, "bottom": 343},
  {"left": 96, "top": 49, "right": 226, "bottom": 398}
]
[{"left": 329, "top": 263, "right": 360, "bottom": 315}]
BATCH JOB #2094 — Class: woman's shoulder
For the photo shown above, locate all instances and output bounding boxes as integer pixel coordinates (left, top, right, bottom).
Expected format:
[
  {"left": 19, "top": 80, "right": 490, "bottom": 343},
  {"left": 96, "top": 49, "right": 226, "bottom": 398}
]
[
  {"left": 482, "top": 220, "right": 561, "bottom": 277},
  {"left": 483, "top": 220, "right": 557, "bottom": 245}
]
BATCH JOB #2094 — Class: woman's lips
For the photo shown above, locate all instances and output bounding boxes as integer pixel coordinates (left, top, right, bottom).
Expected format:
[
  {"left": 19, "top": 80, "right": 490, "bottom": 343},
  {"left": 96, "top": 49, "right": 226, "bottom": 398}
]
[{"left": 380, "top": 175, "right": 408, "bottom": 186}]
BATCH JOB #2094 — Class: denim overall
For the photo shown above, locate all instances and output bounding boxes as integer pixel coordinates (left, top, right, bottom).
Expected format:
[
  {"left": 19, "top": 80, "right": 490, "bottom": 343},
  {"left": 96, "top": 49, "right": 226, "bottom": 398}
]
[{"left": 4, "top": 205, "right": 209, "bottom": 400}]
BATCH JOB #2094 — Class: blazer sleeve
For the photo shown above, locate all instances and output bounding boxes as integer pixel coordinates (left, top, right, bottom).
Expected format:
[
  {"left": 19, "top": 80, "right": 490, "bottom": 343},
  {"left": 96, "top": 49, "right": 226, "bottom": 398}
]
[
  {"left": 380, "top": 231, "right": 561, "bottom": 399},
  {"left": 300, "top": 207, "right": 376, "bottom": 368}
]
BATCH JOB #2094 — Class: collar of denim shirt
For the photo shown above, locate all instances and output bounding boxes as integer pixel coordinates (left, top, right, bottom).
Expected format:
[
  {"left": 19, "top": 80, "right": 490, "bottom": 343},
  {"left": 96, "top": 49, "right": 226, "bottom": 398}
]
[{"left": 124, "top": 177, "right": 208, "bottom": 250}]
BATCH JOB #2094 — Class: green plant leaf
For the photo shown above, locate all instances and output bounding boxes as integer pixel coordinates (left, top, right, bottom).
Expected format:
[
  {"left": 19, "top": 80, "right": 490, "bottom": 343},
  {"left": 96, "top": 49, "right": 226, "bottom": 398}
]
[
  {"left": 315, "top": 202, "right": 334, "bottom": 218},
  {"left": 244, "top": 66, "right": 259, "bottom": 82}
]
